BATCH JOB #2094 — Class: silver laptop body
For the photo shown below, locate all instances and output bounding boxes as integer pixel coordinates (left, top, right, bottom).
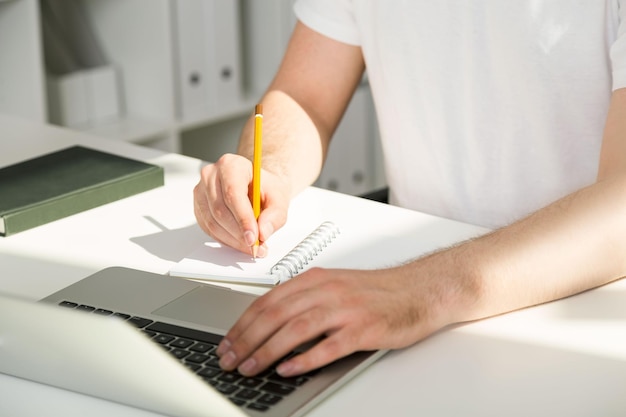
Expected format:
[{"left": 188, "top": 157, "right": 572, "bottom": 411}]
[{"left": 0, "top": 266, "right": 386, "bottom": 417}]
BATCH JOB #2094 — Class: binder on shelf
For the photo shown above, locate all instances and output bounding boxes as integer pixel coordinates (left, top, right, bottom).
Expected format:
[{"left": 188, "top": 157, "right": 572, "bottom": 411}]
[
  {"left": 212, "top": 1, "right": 243, "bottom": 111},
  {"left": 87, "top": 66, "right": 121, "bottom": 124},
  {"left": 241, "top": 0, "right": 297, "bottom": 98},
  {"left": 47, "top": 65, "right": 121, "bottom": 128},
  {"left": 40, "top": 0, "right": 108, "bottom": 72},
  {"left": 173, "top": 0, "right": 244, "bottom": 122},
  {"left": 41, "top": 0, "right": 123, "bottom": 129},
  {"left": 46, "top": 71, "right": 90, "bottom": 128}
]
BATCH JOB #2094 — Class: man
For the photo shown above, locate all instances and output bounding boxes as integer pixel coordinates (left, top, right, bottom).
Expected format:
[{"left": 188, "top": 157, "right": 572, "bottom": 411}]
[{"left": 193, "top": 1, "right": 626, "bottom": 378}]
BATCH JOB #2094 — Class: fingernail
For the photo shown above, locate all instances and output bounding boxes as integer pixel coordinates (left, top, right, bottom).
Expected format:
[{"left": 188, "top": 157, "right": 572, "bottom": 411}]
[
  {"left": 276, "top": 360, "right": 297, "bottom": 377},
  {"left": 244, "top": 230, "right": 256, "bottom": 247},
  {"left": 239, "top": 357, "right": 257, "bottom": 376},
  {"left": 219, "top": 350, "right": 237, "bottom": 370},
  {"left": 216, "top": 338, "right": 231, "bottom": 356},
  {"left": 256, "top": 244, "right": 268, "bottom": 258}
]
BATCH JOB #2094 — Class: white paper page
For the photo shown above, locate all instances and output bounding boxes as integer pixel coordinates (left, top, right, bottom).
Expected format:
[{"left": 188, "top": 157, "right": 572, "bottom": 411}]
[{"left": 169, "top": 215, "right": 338, "bottom": 285}]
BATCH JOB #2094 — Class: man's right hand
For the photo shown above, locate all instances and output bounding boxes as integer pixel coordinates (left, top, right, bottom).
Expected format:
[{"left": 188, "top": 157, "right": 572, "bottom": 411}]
[{"left": 193, "top": 153, "right": 291, "bottom": 257}]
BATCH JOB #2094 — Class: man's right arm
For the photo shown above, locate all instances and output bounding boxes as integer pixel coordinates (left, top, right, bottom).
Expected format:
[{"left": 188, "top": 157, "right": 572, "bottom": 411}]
[{"left": 193, "top": 21, "right": 365, "bottom": 255}]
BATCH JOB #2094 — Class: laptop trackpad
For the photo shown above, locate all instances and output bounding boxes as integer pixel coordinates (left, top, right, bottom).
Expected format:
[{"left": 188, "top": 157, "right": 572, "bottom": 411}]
[{"left": 152, "top": 286, "right": 256, "bottom": 332}]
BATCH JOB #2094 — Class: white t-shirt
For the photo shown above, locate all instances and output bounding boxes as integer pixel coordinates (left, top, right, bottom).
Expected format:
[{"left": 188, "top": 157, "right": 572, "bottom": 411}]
[{"left": 294, "top": 0, "right": 626, "bottom": 228}]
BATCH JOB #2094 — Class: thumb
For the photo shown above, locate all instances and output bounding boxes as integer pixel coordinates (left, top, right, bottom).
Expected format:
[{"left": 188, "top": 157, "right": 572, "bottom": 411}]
[{"left": 257, "top": 205, "right": 286, "bottom": 244}]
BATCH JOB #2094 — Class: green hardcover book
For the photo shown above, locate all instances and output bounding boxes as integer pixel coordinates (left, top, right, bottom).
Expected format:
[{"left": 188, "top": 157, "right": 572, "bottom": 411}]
[{"left": 0, "top": 146, "right": 164, "bottom": 236}]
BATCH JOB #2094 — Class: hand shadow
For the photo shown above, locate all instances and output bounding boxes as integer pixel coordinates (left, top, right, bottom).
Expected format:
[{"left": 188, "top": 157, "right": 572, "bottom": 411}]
[{"left": 129, "top": 216, "right": 209, "bottom": 263}]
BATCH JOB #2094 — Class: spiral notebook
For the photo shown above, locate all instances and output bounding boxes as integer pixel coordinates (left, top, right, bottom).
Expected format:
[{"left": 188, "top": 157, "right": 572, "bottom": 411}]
[{"left": 169, "top": 221, "right": 341, "bottom": 285}]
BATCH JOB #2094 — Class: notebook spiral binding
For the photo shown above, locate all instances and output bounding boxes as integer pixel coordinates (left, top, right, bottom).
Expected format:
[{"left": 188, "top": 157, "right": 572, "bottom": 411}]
[{"left": 269, "top": 221, "right": 341, "bottom": 279}]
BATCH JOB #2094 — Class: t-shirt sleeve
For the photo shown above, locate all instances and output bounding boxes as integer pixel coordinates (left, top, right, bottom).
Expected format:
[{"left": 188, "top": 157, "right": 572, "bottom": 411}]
[
  {"left": 611, "top": 1, "right": 626, "bottom": 90},
  {"left": 293, "top": 0, "right": 361, "bottom": 46}
]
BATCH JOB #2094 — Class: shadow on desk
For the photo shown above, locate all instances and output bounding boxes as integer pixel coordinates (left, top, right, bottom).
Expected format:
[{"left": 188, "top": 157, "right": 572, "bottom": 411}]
[{"left": 129, "top": 217, "right": 208, "bottom": 263}]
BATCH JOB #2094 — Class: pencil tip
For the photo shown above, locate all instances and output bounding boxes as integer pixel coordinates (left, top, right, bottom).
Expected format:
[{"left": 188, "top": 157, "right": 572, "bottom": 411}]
[{"left": 252, "top": 245, "right": 258, "bottom": 259}]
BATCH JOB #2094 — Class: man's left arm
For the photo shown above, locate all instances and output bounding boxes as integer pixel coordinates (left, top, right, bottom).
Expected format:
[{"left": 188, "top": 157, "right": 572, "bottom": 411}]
[
  {"left": 216, "top": 88, "right": 626, "bottom": 378},
  {"left": 598, "top": 88, "right": 626, "bottom": 180}
]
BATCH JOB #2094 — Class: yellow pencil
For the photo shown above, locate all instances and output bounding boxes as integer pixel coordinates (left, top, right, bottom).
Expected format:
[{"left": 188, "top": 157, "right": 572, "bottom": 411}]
[{"left": 252, "top": 104, "right": 263, "bottom": 258}]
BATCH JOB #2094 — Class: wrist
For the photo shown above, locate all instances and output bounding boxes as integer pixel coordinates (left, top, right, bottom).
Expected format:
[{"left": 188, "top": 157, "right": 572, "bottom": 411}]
[{"left": 403, "top": 242, "right": 486, "bottom": 330}]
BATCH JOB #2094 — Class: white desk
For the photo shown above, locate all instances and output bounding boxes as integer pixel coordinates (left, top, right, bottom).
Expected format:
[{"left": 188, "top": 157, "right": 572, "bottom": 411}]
[{"left": 1, "top": 114, "right": 626, "bottom": 417}]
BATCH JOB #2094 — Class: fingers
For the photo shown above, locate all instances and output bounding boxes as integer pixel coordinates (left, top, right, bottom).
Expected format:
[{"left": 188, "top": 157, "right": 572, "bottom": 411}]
[
  {"left": 217, "top": 269, "right": 381, "bottom": 377},
  {"left": 217, "top": 278, "right": 319, "bottom": 367},
  {"left": 211, "top": 163, "right": 260, "bottom": 252},
  {"left": 193, "top": 156, "right": 252, "bottom": 252},
  {"left": 193, "top": 154, "right": 289, "bottom": 256},
  {"left": 217, "top": 271, "right": 325, "bottom": 373},
  {"left": 275, "top": 329, "right": 363, "bottom": 377},
  {"left": 193, "top": 179, "right": 249, "bottom": 254}
]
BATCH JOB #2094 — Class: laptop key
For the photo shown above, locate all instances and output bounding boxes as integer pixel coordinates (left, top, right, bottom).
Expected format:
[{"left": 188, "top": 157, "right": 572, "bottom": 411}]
[
  {"left": 197, "top": 367, "right": 220, "bottom": 379},
  {"left": 189, "top": 342, "right": 213, "bottom": 353},
  {"left": 185, "top": 353, "right": 209, "bottom": 364},
  {"left": 239, "top": 377, "right": 263, "bottom": 388},
  {"left": 260, "top": 382, "right": 295, "bottom": 396},
  {"left": 217, "top": 372, "right": 242, "bottom": 384},
  {"left": 170, "top": 348, "right": 190, "bottom": 360},
  {"left": 230, "top": 398, "right": 247, "bottom": 407},
  {"left": 185, "top": 363, "right": 201, "bottom": 372},
  {"left": 59, "top": 301, "right": 78, "bottom": 308},
  {"left": 205, "top": 379, "right": 219, "bottom": 388},
  {"left": 128, "top": 316, "right": 153, "bottom": 328},
  {"left": 205, "top": 356, "right": 221, "bottom": 368},
  {"left": 142, "top": 330, "right": 157, "bottom": 338},
  {"left": 216, "top": 383, "right": 238, "bottom": 395},
  {"left": 146, "top": 322, "right": 223, "bottom": 345},
  {"left": 248, "top": 402, "right": 271, "bottom": 412},
  {"left": 257, "top": 393, "right": 283, "bottom": 406},
  {"left": 154, "top": 334, "right": 175, "bottom": 344},
  {"left": 235, "top": 388, "right": 261, "bottom": 401},
  {"left": 170, "top": 338, "right": 193, "bottom": 348},
  {"left": 76, "top": 305, "right": 96, "bottom": 312}
]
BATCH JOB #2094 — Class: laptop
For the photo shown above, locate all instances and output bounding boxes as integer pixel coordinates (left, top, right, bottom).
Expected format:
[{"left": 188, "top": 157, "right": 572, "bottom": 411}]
[{"left": 0, "top": 266, "right": 386, "bottom": 417}]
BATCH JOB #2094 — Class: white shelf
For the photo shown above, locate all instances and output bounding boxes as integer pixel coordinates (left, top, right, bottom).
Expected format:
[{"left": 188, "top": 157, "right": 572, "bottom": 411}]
[
  {"left": 0, "top": 0, "right": 386, "bottom": 195},
  {"left": 81, "top": 0, "right": 176, "bottom": 128},
  {"left": 0, "top": 0, "right": 275, "bottom": 150},
  {"left": 0, "top": 0, "right": 46, "bottom": 122},
  {"left": 176, "top": 95, "right": 259, "bottom": 132},
  {"left": 80, "top": 116, "right": 171, "bottom": 144}
]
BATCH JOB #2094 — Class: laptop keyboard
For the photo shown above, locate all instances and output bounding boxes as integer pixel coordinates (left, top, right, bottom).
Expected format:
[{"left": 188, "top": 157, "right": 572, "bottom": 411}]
[{"left": 58, "top": 300, "right": 314, "bottom": 413}]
